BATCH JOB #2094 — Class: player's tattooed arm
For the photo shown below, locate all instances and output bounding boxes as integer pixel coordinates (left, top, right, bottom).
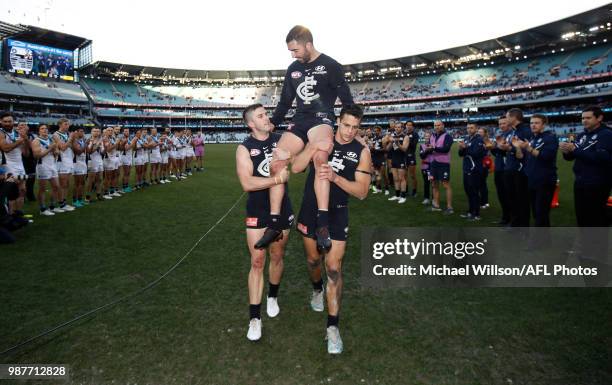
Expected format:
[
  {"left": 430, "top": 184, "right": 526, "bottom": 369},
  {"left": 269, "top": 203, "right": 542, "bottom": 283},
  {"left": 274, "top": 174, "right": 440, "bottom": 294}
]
[{"left": 319, "top": 147, "right": 372, "bottom": 200}]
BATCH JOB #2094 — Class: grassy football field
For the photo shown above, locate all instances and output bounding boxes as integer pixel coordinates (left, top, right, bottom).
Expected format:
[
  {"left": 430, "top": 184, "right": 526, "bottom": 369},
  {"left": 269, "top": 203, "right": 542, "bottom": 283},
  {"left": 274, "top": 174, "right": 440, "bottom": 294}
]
[{"left": 1, "top": 144, "right": 610, "bottom": 385}]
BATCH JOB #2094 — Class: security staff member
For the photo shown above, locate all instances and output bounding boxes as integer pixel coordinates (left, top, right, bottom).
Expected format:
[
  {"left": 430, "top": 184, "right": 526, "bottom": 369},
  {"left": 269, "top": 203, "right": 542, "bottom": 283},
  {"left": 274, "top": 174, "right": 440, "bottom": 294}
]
[
  {"left": 458, "top": 123, "right": 486, "bottom": 220},
  {"left": 560, "top": 106, "right": 612, "bottom": 227},
  {"left": 513, "top": 114, "right": 558, "bottom": 227}
]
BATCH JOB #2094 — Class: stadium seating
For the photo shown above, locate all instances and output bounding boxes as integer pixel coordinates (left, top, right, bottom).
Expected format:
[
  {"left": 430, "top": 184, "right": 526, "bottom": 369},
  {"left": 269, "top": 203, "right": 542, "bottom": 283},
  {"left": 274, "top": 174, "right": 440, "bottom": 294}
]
[
  {"left": 81, "top": 45, "right": 611, "bottom": 107},
  {"left": 0, "top": 72, "right": 88, "bottom": 101}
]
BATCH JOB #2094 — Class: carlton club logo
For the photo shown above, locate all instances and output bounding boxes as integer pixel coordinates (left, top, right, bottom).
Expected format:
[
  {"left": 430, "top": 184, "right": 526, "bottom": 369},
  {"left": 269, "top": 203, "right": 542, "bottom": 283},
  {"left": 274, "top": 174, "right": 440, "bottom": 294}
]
[
  {"left": 256, "top": 155, "right": 272, "bottom": 176},
  {"left": 296, "top": 76, "right": 320, "bottom": 104}
]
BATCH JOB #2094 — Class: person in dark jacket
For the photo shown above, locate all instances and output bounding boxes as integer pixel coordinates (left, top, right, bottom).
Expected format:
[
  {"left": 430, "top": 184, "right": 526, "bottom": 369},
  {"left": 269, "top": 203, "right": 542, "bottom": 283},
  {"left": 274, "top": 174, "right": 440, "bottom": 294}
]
[
  {"left": 505, "top": 108, "right": 533, "bottom": 227},
  {"left": 560, "top": 106, "right": 612, "bottom": 227},
  {"left": 491, "top": 117, "right": 512, "bottom": 225},
  {"left": 513, "top": 114, "right": 558, "bottom": 227},
  {"left": 458, "top": 123, "right": 486, "bottom": 220}
]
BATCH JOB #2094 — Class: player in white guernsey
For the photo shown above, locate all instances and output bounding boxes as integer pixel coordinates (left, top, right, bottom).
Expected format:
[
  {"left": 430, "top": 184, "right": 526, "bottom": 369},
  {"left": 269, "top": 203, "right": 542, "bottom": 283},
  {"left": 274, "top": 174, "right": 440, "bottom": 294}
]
[
  {"left": 119, "top": 128, "right": 133, "bottom": 193},
  {"left": 0, "top": 112, "right": 28, "bottom": 216},
  {"left": 141, "top": 128, "right": 151, "bottom": 187},
  {"left": 174, "top": 130, "right": 186, "bottom": 179},
  {"left": 165, "top": 127, "right": 177, "bottom": 179},
  {"left": 101, "top": 128, "right": 116, "bottom": 199},
  {"left": 31, "top": 124, "right": 62, "bottom": 215},
  {"left": 184, "top": 129, "right": 195, "bottom": 175},
  {"left": 131, "top": 129, "right": 146, "bottom": 189},
  {"left": 111, "top": 126, "right": 123, "bottom": 196},
  {"left": 148, "top": 127, "right": 162, "bottom": 184},
  {"left": 85, "top": 127, "right": 105, "bottom": 202},
  {"left": 71, "top": 127, "right": 88, "bottom": 207},
  {"left": 53, "top": 118, "right": 76, "bottom": 211},
  {"left": 159, "top": 131, "right": 171, "bottom": 184}
]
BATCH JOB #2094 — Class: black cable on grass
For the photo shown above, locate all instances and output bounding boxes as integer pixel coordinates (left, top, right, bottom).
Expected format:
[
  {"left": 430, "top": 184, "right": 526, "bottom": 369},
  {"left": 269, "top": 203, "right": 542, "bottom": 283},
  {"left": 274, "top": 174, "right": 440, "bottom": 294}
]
[{"left": 1, "top": 193, "right": 245, "bottom": 357}]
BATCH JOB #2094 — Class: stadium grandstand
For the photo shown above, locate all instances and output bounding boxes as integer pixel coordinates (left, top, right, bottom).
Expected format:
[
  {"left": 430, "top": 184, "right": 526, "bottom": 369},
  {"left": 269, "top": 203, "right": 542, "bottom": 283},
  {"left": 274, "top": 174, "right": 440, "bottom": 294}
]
[{"left": 0, "top": 5, "right": 609, "bottom": 142}]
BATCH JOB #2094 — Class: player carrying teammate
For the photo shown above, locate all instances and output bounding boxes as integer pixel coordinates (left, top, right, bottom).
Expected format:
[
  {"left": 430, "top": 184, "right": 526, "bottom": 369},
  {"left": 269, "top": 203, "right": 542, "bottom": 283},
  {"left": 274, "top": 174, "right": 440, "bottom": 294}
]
[
  {"left": 293, "top": 104, "right": 371, "bottom": 354},
  {"left": 237, "top": 104, "right": 293, "bottom": 341}
]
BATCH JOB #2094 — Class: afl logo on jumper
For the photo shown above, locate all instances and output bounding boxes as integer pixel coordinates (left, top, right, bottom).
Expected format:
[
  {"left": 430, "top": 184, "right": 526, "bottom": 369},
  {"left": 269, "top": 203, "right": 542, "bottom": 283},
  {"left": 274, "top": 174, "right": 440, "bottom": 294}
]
[
  {"left": 296, "top": 76, "right": 320, "bottom": 104},
  {"left": 291, "top": 71, "right": 302, "bottom": 79},
  {"left": 250, "top": 149, "right": 261, "bottom": 157}
]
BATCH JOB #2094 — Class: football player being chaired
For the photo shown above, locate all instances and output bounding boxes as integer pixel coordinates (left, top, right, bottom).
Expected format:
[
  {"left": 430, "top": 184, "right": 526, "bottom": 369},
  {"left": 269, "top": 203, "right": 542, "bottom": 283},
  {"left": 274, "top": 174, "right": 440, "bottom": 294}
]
[
  {"left": 255, "top": 25, "right": 354, "bottom": 253},
  {"left": 293, "top": 104, "right": 371, "bottom": 354},
  {"left": 236, "top": 104, "right": 294, "bottom": 342}
]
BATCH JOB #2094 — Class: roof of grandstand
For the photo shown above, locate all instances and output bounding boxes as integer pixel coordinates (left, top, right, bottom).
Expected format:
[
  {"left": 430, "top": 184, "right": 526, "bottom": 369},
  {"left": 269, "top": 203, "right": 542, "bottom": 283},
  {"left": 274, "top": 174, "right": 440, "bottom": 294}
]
[
  {"left": 80, "top": 4, "right": 611, "bottom": 82},
  {"left": 0, "top": 23, "right": 90, "bottom": 50}
]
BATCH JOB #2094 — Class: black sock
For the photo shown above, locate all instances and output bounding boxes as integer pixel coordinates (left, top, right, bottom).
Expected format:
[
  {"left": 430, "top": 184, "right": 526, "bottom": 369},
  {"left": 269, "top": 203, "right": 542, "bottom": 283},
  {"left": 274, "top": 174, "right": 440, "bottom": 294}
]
[
  {"left": 270, "top": 214, "right": 282, "bottom": 230},
  {"left": 327, "top": 315, "right": 339, "bottom": 328},
  {"left": 317, "top": 210, "right": 329, "bottom": 228},
  {"left": 395, "top": 190, "right": 400, "bottom": 197},
  {"left": 412, "top": 189, "right": 417, "bottom": 195},
  {"left": 376, "top": 183, "right": 381, "bottom": 189},
  {"left": 401, "top": 191, "right": 406, "bottom": 198},
  {"left": 268, "top": 283, "right": 280, "bottom": 298},
  {"left": 312, "top": 279, "right": 323, "bottom": 292},
  {"left": 249, "top": 304, "right": 261, "bottom": 320},
  {"left": 85, "top": 194, "right": 91, "bottom": 200}
]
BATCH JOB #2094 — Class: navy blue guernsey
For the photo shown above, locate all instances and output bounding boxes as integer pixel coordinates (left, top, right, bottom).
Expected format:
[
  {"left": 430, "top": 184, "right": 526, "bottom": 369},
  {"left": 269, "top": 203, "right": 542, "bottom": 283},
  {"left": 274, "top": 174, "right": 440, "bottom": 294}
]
[
  {"left": 524, "top": 130, "right": 558, "bottom": 188},
  {"left": 406, "top": 130, "right": 419, "bottom": 154},
  {"left": 390, "top": 132, "right": 407, "bottom": 158},
  {"left": 271, "top": 53, "right": 353, "bottom": 126},
  {"left": 303, "top": 139, "right": 365, "bottom": 208},
  {"left": 240, "top": 133, "right": 291, "bottom": 218},
  {"left": 371, "top": 133, "right": 386, "bottom": 158}
]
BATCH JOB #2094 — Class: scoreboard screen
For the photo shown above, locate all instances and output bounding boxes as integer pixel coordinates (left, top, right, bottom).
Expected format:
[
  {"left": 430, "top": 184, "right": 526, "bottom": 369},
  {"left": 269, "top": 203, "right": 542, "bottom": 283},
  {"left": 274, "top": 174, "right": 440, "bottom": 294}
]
[{"left": 5, "top": 39, "right": 75, "bottom": 81}]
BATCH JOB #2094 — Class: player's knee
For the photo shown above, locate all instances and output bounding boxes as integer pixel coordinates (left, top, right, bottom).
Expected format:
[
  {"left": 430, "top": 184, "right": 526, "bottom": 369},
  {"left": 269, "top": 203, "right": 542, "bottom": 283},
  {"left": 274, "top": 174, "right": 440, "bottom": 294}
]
[
  {"left": 313, "top": 150, "right": 328, "bottom": 166},
  {"left": 250, "top": 255, "right": 265, "bottom": 270},
  {"left": 270, "top": 159, "right": 286, "bottom": 175},
  {"left": 307, "top": 256, "right": 322, "bottom": 269},
  {"left": 326, "top": 267, "right": 341, "bottom": 284},
  {"left": 269, "top": 251, "right": 284, "bottom": 264}
]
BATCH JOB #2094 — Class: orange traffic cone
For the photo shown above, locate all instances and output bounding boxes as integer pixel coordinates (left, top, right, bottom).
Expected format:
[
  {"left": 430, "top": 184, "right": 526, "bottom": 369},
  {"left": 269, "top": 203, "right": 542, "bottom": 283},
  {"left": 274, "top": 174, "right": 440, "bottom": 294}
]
[{"left": 551, "top": 179, "right": 560, "bottom": 208}]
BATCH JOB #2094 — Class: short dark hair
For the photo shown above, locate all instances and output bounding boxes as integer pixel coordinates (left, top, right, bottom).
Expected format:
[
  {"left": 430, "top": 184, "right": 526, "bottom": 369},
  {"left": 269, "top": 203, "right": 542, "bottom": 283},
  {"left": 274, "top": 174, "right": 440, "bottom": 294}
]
[
  {"left": 405, "top": 120, "right": 415, "bottom": 126},
  {"left": 0, "top": 112, "right": 14, "bottom": 120},
  {"left": 531, "top": 114, "right": 548, "bottom": 124},
  {"left": 582, "top": 105, "right": 604, "bottom": 119},
  {"left": 339, "top": 104, "right": 364, "bottom": 121},
  {"left": 243, "top": 103, "right": 264, "bottom": 123},
  {"left": 286, "top": 25, "right": 313, "bottom": 44},
  {"left": 506, "top": 108, "right": 523, "bottom": 121}
]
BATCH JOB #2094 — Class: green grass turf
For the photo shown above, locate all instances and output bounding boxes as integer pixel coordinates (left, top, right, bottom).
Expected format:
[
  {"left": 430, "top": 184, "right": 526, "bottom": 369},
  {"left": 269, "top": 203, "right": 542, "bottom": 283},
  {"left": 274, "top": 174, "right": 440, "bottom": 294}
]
[{"left": 1, "top": 145, "right": 610, "bottom": 385}]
